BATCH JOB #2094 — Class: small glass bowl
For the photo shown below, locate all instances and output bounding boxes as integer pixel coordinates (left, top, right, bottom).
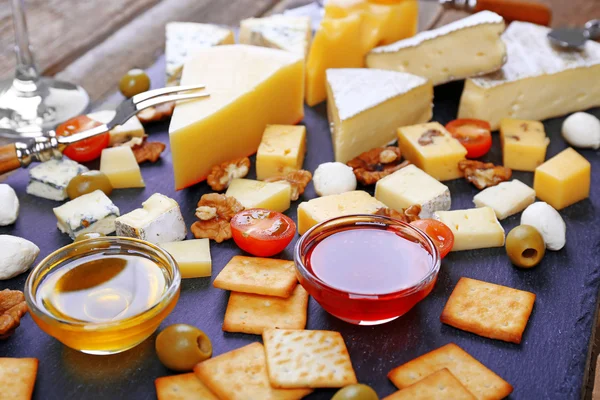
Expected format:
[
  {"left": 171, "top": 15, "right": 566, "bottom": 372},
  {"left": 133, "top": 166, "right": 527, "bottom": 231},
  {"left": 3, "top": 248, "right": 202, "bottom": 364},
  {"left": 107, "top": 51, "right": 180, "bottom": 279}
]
[
  {"left": 24, "top": 237, "right": 181, "bottom": 355},
  {"left": 294, "top": 214, "right": 440, "bottom": 325}
]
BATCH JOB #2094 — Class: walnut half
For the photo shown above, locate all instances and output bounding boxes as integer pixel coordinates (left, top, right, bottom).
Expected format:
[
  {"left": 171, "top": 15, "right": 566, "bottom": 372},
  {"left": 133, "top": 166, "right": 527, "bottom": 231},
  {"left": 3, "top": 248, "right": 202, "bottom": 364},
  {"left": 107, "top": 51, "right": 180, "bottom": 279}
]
[
  {"left": 458, "top": 160, "right": 512, "bottom": 190},
  {"left": 207, "top": 157, "right": 251, "bottom": 191},
  {"left": 347, "top": 146, "right": 410, "bottom": 185},
  {"left": 0, "top": 289, "right": 28, "bottom": 340},
  {"left": 190, "top": 193, "right": 244, "bottom": 243},
  {"left": 375, "top": 205, "right": 421, "bottom": 223},
  {"left": 264, "top": 170, "right": 312, "bottom": 201}
]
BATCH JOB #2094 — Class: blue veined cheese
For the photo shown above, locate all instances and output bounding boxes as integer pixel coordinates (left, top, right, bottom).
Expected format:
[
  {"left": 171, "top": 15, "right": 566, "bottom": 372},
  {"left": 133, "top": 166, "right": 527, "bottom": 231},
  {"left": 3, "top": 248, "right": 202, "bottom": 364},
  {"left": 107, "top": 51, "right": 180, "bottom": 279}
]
[
  {"left": 27, "top": 158, "right": 88, "bottom": 201},
  {"left": 53, "top": 190, "right": 120, "bottom": 240},
  {"left": 239, "top": 16, "right": 312, "bottom": 58},
  {"left": 115, "top": 193, "right": 186, "bottom": 244}
]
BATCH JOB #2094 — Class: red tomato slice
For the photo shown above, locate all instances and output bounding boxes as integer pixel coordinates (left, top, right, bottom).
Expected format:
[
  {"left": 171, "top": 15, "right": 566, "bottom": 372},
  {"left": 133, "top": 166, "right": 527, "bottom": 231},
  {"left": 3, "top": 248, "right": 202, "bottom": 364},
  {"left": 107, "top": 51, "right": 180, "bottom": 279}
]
[
  {"left": 230, "top": 209, "right": 297, "bottom": 257},
  {"left": 56, "top": 115, "right": 109, "bottom": 162},
  {"left": 411, "top": 219, "right": 454, "bottom": 259},
  {"left": 445, "top": 119, "right": 492, "bottom": 159}
]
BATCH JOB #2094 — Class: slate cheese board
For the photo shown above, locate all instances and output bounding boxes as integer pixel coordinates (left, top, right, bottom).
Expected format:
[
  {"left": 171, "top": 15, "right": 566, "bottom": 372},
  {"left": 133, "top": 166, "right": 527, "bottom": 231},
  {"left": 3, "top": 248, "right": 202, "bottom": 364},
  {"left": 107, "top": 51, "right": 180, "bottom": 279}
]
[{"left": 1, "top": 56, "right": 599, "bottom": 399}]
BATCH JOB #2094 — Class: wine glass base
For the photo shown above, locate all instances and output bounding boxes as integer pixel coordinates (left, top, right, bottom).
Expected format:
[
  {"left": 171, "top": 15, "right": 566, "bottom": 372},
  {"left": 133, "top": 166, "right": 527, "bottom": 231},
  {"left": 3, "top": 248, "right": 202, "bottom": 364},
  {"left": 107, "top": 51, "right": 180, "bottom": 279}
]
[{"left": 0, "top": 77, "right": 90, "bottom": 137}]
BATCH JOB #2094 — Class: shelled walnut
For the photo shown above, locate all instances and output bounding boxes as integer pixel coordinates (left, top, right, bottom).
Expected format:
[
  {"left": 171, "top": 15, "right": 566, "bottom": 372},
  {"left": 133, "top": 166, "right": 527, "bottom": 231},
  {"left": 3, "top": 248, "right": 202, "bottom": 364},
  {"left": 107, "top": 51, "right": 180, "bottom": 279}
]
[
  {"left": 190, "top": 194, "right": 244, "bottom": 243},
  {"left": 264, "top": 170, "right": 312, "bottom": 201},
  {"left": 132, "top": 141, "right": 166, "bottom": 164},
  {"left": 347, "top": 146, "right": 410, "bottom": 185},
  {"left": 0, "top": 289, "right": 28, "bottom": 340},
  {"left": 458, "top": 160, "right": 512, "bottom": 190},
  {"left": 376, "top": 205, "right": 421, "bottom": 223},
  {"left": 207, "top": 158, "right": 251, "bottom": 191}
]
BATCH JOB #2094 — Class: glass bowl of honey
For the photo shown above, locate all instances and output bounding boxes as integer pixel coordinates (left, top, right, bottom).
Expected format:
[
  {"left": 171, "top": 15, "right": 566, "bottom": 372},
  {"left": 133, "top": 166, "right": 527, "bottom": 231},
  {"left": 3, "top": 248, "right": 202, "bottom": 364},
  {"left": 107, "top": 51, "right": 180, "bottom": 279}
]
[
  {"left": 294, "top": 214, "right": 440, "bottom": 325},
  {"left": 24, "top": 237, "right": 181, "bottom": 355}
]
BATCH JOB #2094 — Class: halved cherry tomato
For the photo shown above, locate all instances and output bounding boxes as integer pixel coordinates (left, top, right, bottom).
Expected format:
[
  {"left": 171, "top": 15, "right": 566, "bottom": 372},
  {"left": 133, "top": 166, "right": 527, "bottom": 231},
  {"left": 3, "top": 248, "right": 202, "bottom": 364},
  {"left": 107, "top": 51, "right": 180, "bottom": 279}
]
[
  {"left": 56, "top": 115, "right": 109, "bottom": 162},
  {"left": 230, "top": 209, "right": 296, "bottom": 257},
  {"left": 411, "top": 219, "right": 454, "bottom": 259},
  {"left": 445, "top": 119, "right": 492, "bottom": 159}
]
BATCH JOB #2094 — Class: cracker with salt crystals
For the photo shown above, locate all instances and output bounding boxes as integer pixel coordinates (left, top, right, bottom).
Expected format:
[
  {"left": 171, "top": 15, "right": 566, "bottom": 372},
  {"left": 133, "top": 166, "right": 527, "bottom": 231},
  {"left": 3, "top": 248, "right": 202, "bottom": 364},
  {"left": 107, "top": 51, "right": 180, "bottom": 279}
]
[
  {"left": 223, "top": 285, "right": 308, "bottom": 335},
  {"left": 383, "top": 369, "right": 476, "bottom": 400},
  {"left": 213, "top": 256, "right": 297, "bottom": 298},
  {"left": 0, "top": 357, "right": 38, "bottom": 400},
  {"left": 388, "top": 343, "right": 512, "bottom": 400},
  {"left": 155, "top": 372, "right": 218, "bottom": 400},
  {"left": 194, "top": 342, "right": 311, "bottom": 400},
  {"left": 262, "top": 329, "right": 357, "bottom": 389},
  {"left": 441, "top": 277, "right": 536, "bottom": 344}
]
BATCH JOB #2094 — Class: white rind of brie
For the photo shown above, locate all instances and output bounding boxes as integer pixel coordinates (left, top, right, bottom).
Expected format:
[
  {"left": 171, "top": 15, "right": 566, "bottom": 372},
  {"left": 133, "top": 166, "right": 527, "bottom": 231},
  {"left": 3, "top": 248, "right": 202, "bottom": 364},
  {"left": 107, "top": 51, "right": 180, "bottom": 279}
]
[{"left": 239, "top": 15, "right": 311, "bottom": 57}]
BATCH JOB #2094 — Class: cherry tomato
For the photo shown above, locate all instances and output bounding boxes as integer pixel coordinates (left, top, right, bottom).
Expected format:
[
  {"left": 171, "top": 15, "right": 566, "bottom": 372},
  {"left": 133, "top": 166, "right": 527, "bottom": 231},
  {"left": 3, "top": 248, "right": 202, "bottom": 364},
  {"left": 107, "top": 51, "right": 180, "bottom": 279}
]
[
  {"left": 230, "top": 209, "right": 296, "bottom": 257},
  {"left": 56, "top": 115, "right": 109, "bottom": 162},
  {"left": 445, "top": 119, "right": 492, "bottom": 159},
  {"left": 411, "top": 219, "right": 454, "bottom": 259}
]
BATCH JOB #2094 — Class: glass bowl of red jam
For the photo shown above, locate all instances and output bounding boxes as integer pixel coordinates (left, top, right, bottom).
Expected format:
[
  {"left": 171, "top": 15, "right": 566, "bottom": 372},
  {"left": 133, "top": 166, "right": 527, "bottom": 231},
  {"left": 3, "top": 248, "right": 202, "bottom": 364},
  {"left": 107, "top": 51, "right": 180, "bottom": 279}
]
[{"left": 294, "top": 214, "right": 440, "bottom": 325}]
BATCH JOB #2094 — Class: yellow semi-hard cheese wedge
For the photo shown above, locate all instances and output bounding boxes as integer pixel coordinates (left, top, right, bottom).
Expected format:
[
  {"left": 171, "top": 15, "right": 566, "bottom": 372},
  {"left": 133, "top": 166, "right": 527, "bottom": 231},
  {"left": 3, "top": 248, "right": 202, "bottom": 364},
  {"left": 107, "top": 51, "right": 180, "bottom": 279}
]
[
  {"left": 99, "top": 147, "right": 145, "bottom": 189},
  {"left": 169, "top": 45, "right": 304, "bottom": 189},
  {"left": 160, "top": 239, "right": 212, "bottom": 279},
  {"left": 433, "top": 207, "right": 505, "bottom": 252},
  {"left": 225, "top": 179, "right": 291, "bottom": 213},
  {"left": 256, "top": 125, "right": 306, "bottom": 180}
]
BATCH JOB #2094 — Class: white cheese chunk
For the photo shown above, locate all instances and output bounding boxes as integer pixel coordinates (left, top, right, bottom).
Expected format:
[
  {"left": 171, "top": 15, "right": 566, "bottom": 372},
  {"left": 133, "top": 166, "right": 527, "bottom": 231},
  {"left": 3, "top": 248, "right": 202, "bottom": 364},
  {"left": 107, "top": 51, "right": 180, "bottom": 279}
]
[
  {"left": 434, "top": 207, "right": 505, "bottom": 252},
  {"left": 521, "top": 202, "right": 566, "bottom": 251},
  {"left": 0, "top": 184, "right": 19, "bottom": 226},
  {"left": 53, "top": 190, "right": 120, "bottom": 240},
  {"left": 160, "top": 239, "right": 211, "bottom": 278},
  {"left": 116, "top": 193, "right": 186, "bottom": 244},
  {"left": 239, "top": 16, "right": 311, "bottom": 58},
  {"left": 473, "top": 180, "right": 536, "bottom": 220},
  {"left": 0, "top": 235, "right": 39, "bottom": 280},
  {"left": 562, "top": 112, "right": 600, "bottom": 150},
  {"left": 87, "top": 110, "right": 145, "bottom": 146},
  {"left": 27, "top": 158, "right": 88, "bottom": 201},
  {"left": 312, "top": 162, "right": 357, "bottom": 197},
  {"left": 375, "top": 164, "right": 450, "bottom": 219}
]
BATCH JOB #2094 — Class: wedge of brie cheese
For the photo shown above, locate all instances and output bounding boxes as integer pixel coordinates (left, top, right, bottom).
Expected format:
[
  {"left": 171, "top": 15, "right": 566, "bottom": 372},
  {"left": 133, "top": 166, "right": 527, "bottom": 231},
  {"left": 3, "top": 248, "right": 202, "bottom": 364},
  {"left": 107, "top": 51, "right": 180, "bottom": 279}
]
[
  {"left": 87, "top": 110, "right": 145, "bottom": 146},
  {"left": 239, "top": 15, "right": 311, "bottom": 58},
  {"left": 366, "top": 11, "right": 506, "bottom": 86},
  {"left": 27, "top": 158, "right": 88, "bottom": 201},
  {"left": 326, "top": 68, "right": 432, "bottom": 163},
  {"left": 115, "top": 193, "right": 186, "bottom": 244},
  {"left": 459, "top": 21, "right": 600, "bottom": 130},
  {"left": 53, "top": 190, "right": 120, "bottom": 239}
]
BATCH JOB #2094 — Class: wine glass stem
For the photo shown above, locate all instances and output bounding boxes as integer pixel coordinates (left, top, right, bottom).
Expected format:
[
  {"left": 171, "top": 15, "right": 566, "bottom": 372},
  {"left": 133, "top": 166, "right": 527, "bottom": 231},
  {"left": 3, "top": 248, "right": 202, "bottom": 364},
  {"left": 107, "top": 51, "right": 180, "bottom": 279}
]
[{"left": 11, "top": 0, "right": 40, "bottom": 83}]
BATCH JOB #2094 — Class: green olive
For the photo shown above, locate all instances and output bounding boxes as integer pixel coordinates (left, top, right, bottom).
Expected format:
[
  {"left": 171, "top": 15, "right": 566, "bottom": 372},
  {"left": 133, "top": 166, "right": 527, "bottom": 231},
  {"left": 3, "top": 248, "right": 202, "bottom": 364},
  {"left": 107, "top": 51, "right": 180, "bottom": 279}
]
[
  {"left": 332, "top": 384, "right": 379, "bottom": 400},
  {"left": 119, "top": 68, "right": 150, "bottom": 98},
  {"left": 67, "top": 171, "right": 113, "bottom": 199},
  {"left": 74, "top": 232, "right": 106, "bottom": 242},
  {"left": 155, "top": 324, "right": 212, "bottom": 371},
  {"left": 506, "top": 225, "right": 546, "bottom": 268}
]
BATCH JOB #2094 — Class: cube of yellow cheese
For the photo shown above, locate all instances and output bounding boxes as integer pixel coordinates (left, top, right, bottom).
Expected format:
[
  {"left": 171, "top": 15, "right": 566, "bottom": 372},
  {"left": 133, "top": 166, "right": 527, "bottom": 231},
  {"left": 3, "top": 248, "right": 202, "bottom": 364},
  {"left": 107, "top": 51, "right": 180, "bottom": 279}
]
[
  {"left": 225, "top": 179, "right": 291, "bottom": 212},
  {"left": 99, "top": 147, "right": 145, "bottom": 189},
  {"left": 256, "top": 125, "right": 306, "bottom": 180},
  {"left": 534, "top": 147, "right": 591, "bottom": 210},
  {"left": 397, "top": 122, "right": 467, "bottom": 181},
  {"left": 500, "top": 119, "right": 550, "bottom": 171},
  {"left": 433, "top": 207, "right": 505, "bottom": 252},
  {"left": 160, "top": 239, "right": 211, "bottom": 278},
  {"left": 297, "top": 190, "right": 385, "bottom": 235}
]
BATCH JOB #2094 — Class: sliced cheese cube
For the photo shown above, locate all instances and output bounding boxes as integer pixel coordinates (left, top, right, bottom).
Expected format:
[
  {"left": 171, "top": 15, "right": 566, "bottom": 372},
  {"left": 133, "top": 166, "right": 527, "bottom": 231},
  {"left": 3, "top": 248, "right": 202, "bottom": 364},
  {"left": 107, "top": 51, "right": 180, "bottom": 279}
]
[
  {"left": 99, "top": 147, "right": 145, "bottom": 189},
  {"left": 225, "top": 179, "right": 291, "bottom": 213},
  {"left": 256, "top": 125, "right": 306, "bottom": 180},
  {"left": 160, "top": 239, "right": 211, "bottom": 278},
  {"left": 239, "top": 16, "right": 311, "bottom": 58},
  {"left": 367, "top": 11, "right": 506, "bottom": 86},
  {"left": 458, "top": 21, "right": 600, "bottom": 130},
  {"left": 473, "top": 180, "right": 535, "bottom": 220},
  {"left": 397, "top": 122, "right": 467, "bottom": 181},
  {"left": 375, "top": 164, "right": 450, "bottom": 219},
  {"left": 87, "top": 110, "right": 145, "bottom": 146},
  {"left": 433, "top": 207, "right": 505, "bottom": 252},
  {"left": 534, "top": 148, "right": 591, "bottom": 210},
  {"left": 500, "top": 119, "right": 549, "bottom": 171},
  {"left": 27, "top": 158, "right": 88, "bottom": 201},
  {"left": 297, "top": 190, "right": 385, "bottom": 235},
  {"left": 326, "top": 68, "right": 433, "bottom": 163},
  {"left": 169, "top": 45, "right": 304, "bottom": 189},
  {"left": 115, "top": 193, "right": 186, "bottom": 244}
]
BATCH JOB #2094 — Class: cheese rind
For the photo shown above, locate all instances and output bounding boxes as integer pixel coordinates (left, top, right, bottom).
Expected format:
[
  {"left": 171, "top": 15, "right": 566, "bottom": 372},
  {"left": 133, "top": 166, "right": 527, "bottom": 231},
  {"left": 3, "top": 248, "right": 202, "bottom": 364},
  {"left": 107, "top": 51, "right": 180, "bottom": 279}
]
[
  {"left": 53, "top": 190, "right": 120, "bottom": 239},
  {"left": 225, "top": 179, "right": 291, "bottom": 213},
  {"left": 87, "top": 110, "right": 145, "bottom": 146},
  {"left": 99, "top": 147, "right": 145, "bottom": 189},
  {"left": 160, "top": 239, "right": 211, "bottom": 278},
  {"left": 367, "top": 11, "right": 506, "bottom": 86},
  {"left": 256, "top": 125, "right": 306, "bottom": 180},
  {"left": 458, "top": 21, "right": 600, "bottom": 130},
  {"left": 239, "top": 16, "right": 311, "bottom": 58},
  {"left": 326, "top": 68, "right": 433, "bottom": 163},
  {"left": 27, "top": 158, "right": 88, "bottom": 201},
  {"left": 473, "top": 180, "right": 536, "bottom": 220},
  {"left": 433, "top": 207, "right": 505, "bottom": 252},
  {"left": 500, "top": 119, "right": 549, "bottom": 171}
]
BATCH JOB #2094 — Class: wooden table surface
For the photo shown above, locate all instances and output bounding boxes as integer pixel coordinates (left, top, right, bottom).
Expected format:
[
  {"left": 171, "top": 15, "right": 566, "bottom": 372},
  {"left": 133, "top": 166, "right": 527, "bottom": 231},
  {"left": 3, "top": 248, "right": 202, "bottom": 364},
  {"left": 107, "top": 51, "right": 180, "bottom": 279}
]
[{"left": 1, "top": 0, "right": 599, "bottom": 398}]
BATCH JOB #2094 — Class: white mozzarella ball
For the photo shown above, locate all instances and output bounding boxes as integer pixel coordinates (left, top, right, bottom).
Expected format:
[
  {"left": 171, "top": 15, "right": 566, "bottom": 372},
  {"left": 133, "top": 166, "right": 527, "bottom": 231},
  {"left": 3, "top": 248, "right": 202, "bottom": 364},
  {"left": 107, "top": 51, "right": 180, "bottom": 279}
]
[
  {"left": 0, "top": 235, "right": 40, "bottom": 280},
  {"left": 520, "top": 202, "right": 566, "bottom": 251},
  {"left": 313, "top": 162, "right": 357, "bottom": 197},
  {"left": 0, "top": 184, "right": 19, "bottom": 226},
  {"left": 562, "top": 112, "right": 600, "bottom": 149}
]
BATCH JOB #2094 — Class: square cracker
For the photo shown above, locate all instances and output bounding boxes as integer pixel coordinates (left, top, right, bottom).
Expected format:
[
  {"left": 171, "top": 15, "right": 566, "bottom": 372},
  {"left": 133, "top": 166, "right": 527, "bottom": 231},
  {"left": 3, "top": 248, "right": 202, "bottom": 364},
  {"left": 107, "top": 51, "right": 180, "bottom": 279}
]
[
  {"left": 441, "top": 277, "right": 536, "bottom": 344},
  {"left": 263, "top": 329, "right": 357, "bottom": 389},
  {"left": 0, "top": 358, "right": 38, "bottom": 400},
  {"left": 155, "top": 373, "right": 218, "bottom": 400},
  {"left": 223, "top": 285, "right": 308, "bottom": 335},
  {"left": 213, "top": 256, "right": 297, "bottom": 298},
  {"left": 194, "top": 342, "right": 311, "bottom": 400},
  {"left": 388, "top": 343, "right": 512, "bottom": 400},
  {"left": 383, "top": 369, "right": 476, "bottom": 400}
]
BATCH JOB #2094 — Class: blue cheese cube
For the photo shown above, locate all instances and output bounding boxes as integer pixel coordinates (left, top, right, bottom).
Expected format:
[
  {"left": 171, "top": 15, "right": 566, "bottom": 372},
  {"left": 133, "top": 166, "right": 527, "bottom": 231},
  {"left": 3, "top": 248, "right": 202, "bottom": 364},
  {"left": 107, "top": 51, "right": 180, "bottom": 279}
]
[
  {"left": 27, "top": 158, "right": 88, "bottom": 201},
  {"left": 53, "top": 190, "right": 120, "bottom": 240}
]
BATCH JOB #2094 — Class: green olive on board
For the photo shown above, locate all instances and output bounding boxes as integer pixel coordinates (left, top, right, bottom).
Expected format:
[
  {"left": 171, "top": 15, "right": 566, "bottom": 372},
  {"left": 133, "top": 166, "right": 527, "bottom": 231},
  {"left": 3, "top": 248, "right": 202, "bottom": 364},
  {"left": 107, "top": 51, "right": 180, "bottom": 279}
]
[
  {"left": 155, "top": 324, "right": 212, "bottom": 371},
  {"left": 119, "top": 68, "right": 150, "bottom": 98},
  {"left": 332, "top": 384, "right": 379, "bottom": 400},
  {"left": 67, "top": 171, "right": 113, "bottom": 199},
  {"left": 74, "top": 232, "right": 106, "bottom": 242},
  {"left": 505, "top": 225, "right": 546, "bottom": 268}
]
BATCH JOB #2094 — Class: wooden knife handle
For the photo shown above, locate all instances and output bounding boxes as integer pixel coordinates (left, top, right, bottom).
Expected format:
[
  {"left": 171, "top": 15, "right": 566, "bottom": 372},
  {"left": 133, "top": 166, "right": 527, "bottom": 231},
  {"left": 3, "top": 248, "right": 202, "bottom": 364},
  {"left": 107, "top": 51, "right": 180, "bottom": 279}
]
[
  {"left": 475, "top": 0, "right": 552, "bottom": 26},
  {"left": 0, "top": 144, "right": 22, "bottom": 175}
]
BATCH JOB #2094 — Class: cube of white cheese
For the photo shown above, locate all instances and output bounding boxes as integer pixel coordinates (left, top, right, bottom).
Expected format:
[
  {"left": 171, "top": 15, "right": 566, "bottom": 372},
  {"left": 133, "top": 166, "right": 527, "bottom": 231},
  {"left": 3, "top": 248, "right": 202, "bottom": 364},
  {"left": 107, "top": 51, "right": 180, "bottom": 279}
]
[
  {"left": 53, "top": 190, "right": 120, "bottom": 240},
  {"left": 160, "top": 239, "right": 211, "bottom": 278},
  {"left": 473, "top": 180, "right": 536, "bottom": 220},
  {"left": 27, "top": 158, "right": 88, "bottom": 201},
  {"left": 225, "top": 179, "right": 291, "bottom": 212},
  {"left": 100, "top": 147, "right": 145, "bottom": 189},
  {"left": 115, "top": 193, "right": 186, "bottom": 244},
  {"left": 375, "top": 164, "right": 450, "bottom": 219},
  {"left": 433, "top": 207, "right": 505, "bottom": 252},
  {"left": 87, "top": 110, "right": 145, "bottom": 146}
]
